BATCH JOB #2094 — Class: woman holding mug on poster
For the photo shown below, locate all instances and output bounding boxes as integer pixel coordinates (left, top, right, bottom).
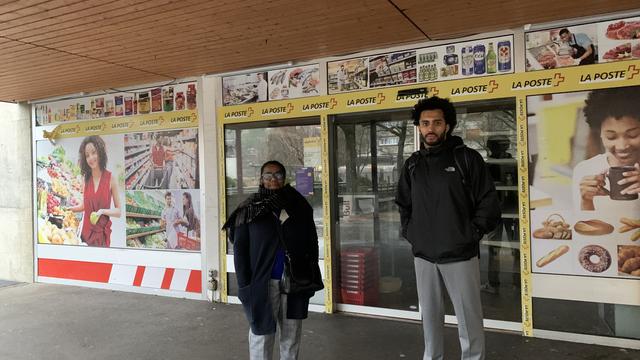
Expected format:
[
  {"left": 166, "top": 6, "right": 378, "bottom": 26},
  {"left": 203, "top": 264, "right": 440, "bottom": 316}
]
[
  {"left": 222, "top": 160, "right": 322, "bottom": 360},
  {"left": 573, "top": 86, "right": 640, "bottom": 211},
  {"left": 69, "top": 135, "right": 122, "bottom": 247}
]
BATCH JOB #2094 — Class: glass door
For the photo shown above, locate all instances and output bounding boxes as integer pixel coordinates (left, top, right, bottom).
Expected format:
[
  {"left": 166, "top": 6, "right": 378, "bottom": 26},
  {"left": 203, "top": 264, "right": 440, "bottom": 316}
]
[
  {"left": 223, "top": 118, "right": 326, "bottom": 306},
  {"left": 331, "top": 109, "right": 419, "bottom": 315},
  {"left": 453, "top": 98, "right": 521, "bottom": 324},
  {"left": 330, "top": 99, "right": 521, "bottom": 327}
]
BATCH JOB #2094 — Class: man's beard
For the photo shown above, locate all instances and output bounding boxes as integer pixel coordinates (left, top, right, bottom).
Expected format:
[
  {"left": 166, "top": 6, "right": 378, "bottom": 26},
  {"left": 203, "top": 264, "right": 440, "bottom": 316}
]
[{"left": 421, "top": 132, "right": 446, "bottom": 148}]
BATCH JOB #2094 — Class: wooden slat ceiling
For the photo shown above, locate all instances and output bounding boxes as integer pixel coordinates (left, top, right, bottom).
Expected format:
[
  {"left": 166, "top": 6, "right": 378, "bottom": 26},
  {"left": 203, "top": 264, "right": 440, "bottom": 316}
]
[{"left": 0, "top": 0, "right": 638, "bottom": 102}]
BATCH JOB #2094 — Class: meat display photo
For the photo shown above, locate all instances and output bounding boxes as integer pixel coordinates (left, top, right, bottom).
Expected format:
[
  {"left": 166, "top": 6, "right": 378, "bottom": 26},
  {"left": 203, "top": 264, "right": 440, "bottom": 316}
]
[
  {"left": 525, "top": 23, "right": 597, "bottom": 71},
  {"left": 598, "top": 16, "right": 640, "bottom": 62}
]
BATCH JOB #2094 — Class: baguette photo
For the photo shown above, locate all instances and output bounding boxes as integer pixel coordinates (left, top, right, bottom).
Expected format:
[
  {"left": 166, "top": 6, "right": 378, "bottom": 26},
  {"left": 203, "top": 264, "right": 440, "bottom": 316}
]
[
  {"left": 618, "top": 218, "right": 640, "bottom": 241},
  {"left": 536, "top": 245, "right": 570, "bottom": 268}
]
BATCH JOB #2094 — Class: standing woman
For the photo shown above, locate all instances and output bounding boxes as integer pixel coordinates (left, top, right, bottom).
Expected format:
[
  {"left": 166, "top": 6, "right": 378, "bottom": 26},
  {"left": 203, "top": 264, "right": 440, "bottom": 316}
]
[
  {"left": 223, "top": 160, "right": 322, "bottom": 360},
  {"left": 179, "top": 192, "right": 200, "bottom": 238},
  {"left": 70, "top": 135, "right": 122, "bottom": 247}
]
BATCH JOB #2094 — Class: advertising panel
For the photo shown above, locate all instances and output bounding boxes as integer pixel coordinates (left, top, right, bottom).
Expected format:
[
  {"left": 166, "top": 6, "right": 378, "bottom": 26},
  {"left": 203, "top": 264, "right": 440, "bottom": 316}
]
[
  {"left": 222, "top": 72, "right": 269, "bottom": 106},
  {"left": 527, "top": 86, "right": 640, "bottom": 279},
  {"left": 525, "top": 15, "right": 640, "bottom": 72},
  {"left": 327, "top": 57, "right": 369, "bottom": 94},
  {"left": 268, "top": 64, "right": 320, "bottom": 101},
  {"left": 34, "top": 82, "right": 197, "bottom": 126},
  {"left": 36, "top": 113, "right": 201, "bottom": 252}
]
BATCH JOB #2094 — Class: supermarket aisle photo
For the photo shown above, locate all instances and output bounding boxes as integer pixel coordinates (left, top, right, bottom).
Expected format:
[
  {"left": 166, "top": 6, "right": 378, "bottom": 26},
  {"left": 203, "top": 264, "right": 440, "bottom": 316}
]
[{"left": 124, "top": 129, "right": 199, "bottom": 190}]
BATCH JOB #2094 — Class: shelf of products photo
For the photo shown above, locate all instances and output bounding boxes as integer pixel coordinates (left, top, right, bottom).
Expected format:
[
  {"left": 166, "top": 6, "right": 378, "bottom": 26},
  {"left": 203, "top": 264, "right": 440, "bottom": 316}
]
[
  {"left": 125, "top": 151, "right": 150, "bottom": 170},
  {"left": 127, "top": 163, "right": 152, "bottom": 189},
  {"left": 380, "top": 67, "right": 416, "bottom": 79},
  {"left": 126, "top": 228, "right": 163, "bottom": 240},
  {"left": 127, "top": 212, "right": 161, "bottom": 219},
  {"left": 387, "top": 55, "right": 415, "bottom": 67},
  {"left": 125, "top": 145, "right": 150, "bottom": 158}
]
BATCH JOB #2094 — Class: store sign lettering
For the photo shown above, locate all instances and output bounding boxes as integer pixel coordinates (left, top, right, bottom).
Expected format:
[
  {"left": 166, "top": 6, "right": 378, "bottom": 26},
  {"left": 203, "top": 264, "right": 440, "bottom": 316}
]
[
  {"left": 85, "top": 124, "right": 103, "bottom": 132},
  {"left": 61, "top": 127, "right": 77, "bottom": 135},
  {"left": 395, "top": 93, "right": 427, "bottom": 103},
  {"left": 511, "top": 78, "right": 552, "bottom": 90},
  {"left": 347, "top": 97, "right": 377, "bottom": 106},
  {"left": 140, "top": 119, "right": 159, "bottom": 126},
  {"left": 579, "top": 70, "right": 626, "bottom": 83},
  {"left": 111, "top": 122, "right": 130, "bottom": 129},
  {"left": 170, "top": 115, "right": 192, "bottom": 124},
  {"left": 450, "top": 85, "right": 487, "bottom": 96},
  {"left": 302, "top": 102, "right": 330, "bottom": 111},
  {"left": 262, "top": 106, "right": 287, "bottom": 115},
  {"left": 224, "top": 110, "right": 248, "bottom": 119}
]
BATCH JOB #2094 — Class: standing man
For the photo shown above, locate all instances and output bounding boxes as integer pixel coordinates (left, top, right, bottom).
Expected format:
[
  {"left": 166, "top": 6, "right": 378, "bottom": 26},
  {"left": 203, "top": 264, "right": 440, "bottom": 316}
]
[
  {"left": 257, "top": 72, "right": 268, "bottom": 102},
  {"left": 336, "top": 64, "right": 348, "bottom": 91},
  {"left": 147, "top": 134, "right": 165, "bottom": 188},
  {"left": 396, "top": 96, "right": 500, "bottom": 360},
  {"left": 559, "top": 28, "right": 596, "bottom": 65},
  {"left": 160, "top": 192, "right": 181, "bottom": 249}
]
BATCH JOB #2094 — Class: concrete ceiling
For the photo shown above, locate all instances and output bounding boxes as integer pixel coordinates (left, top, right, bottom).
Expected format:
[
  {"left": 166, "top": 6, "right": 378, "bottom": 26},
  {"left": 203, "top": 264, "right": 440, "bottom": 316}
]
[{"left": 0, "top": 0, "right": 638, "bottom": 102}]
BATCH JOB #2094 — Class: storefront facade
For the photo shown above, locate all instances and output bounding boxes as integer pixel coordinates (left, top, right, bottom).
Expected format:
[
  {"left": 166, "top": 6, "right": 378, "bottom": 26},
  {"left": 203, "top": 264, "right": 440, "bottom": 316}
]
[
  {"left": 30, "top": 10, "right": 640, "bottom": 349},
  {"left": 215, "top": 14, "right": 640, "bottom": 348}
]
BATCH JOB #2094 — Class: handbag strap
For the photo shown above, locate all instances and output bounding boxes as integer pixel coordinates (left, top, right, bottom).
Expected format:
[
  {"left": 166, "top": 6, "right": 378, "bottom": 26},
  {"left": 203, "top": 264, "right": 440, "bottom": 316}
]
[{"left": 273, "top": 210, "right": 291, "bottom": 258}]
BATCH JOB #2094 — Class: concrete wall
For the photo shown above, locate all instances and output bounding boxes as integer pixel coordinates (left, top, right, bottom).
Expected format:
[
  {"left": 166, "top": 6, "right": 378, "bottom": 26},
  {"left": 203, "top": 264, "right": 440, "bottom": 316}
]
[{"left": 0, "top": 102, "right": 33, "bottom": 282}]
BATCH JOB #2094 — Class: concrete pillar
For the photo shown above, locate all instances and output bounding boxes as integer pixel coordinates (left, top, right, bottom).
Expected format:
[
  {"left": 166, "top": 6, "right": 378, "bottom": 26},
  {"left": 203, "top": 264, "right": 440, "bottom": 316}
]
[{"left": 0, "top": 102, "right": 33, "bottom": 282}]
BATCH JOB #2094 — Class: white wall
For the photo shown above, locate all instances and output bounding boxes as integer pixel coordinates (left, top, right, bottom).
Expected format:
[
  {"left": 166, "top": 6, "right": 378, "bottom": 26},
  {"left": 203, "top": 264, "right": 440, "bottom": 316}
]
[{"left": 0, "top": 102, "right": 33, "bottom": 282}]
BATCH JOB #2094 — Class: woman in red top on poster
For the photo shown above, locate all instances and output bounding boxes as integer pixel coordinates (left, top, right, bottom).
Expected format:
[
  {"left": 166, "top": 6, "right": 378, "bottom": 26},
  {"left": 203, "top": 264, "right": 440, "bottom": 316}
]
[{"left": 70, "top": 136, "right": 122, "bottom": 247}]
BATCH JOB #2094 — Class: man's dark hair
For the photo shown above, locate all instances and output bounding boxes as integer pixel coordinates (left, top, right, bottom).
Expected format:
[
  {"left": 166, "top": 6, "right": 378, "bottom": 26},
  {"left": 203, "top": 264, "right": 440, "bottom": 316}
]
[
  {"left": 165, "top": 192, "right": 172, "bottom": 198},
  {"left": 411, "top": 96, "right": 457, "bottom": 135},
  {"left": 583, "top": 86, "right": 640, "bottom": 130},
  {"left": 260, "top": 160, "right": 286, "bottom": 178},
  {"left": 559, "top": 28, "right": 570, "bottom": 36}
]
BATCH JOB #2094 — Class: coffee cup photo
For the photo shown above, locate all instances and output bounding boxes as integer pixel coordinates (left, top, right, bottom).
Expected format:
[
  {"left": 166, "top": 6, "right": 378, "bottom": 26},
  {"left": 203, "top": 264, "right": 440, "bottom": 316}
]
[{"left": 608, "top": 166, "right": 639, "bottom": 201}]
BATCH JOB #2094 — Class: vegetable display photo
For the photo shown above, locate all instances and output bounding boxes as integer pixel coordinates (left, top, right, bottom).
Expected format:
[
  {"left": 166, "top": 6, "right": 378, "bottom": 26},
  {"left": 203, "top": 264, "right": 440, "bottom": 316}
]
[{"left": 126, "top": 190, "right": 201, "bottom": 251}]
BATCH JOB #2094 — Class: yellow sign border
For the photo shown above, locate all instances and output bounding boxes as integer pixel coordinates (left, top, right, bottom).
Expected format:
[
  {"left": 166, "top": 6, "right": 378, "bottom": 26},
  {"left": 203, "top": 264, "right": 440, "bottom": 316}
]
[{"left": 43, "top": 110, "right": 199, "bottom": 140}]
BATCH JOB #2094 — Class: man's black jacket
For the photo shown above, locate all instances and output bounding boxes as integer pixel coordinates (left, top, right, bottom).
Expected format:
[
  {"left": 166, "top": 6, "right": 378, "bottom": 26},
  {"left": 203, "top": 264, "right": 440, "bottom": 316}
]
[{"left": 395, "top": 135, "right": 501, "bottom": 263}]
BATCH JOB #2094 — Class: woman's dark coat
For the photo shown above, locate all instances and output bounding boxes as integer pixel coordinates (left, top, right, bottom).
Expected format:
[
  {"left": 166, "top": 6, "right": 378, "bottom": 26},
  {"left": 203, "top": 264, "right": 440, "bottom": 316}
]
[{"left": 231, "top": 187, "right": 319, "bottom": 335}]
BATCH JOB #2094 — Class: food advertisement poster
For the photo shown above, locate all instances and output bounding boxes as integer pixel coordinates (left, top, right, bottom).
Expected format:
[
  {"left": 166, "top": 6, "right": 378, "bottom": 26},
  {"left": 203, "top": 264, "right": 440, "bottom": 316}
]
[
  {"left": 222, "top": 72, "right": 268, "bottom": 106},
  {"left": 525, "top": 24, "right": 597, "bottom": 71},
  {"left": 327, "top": 57, "right": 369, "bottom": 94},
  {"left": 525, "top": 16, "right": 640, "bottom": 71},
  {"left": 124, "top": 129, "right": 199, "bottom": 190},
  {"left": 34, "top": 82, "right": 197, "bottom": 126},
  {"left": 36, "top": 114, "right": 202, "bottom": 252},
  {"left": 268, "top": 64, "right": 320, "bottom": 101},
  {"left": 527, "top": 86, "right": 640, "bottom": 279},
  {"left": 416, "top": 35, "right": 513, "bottom": 83},
  {"left": 597, "top": 16, "right": 640, "bottom": 63},
  {"left": 369, "top": 50, "right": 416, "bottom": 88}
]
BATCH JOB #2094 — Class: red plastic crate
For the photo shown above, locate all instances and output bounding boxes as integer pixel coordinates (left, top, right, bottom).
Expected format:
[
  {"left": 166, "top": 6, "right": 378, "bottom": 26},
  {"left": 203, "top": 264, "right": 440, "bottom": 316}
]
[
  {"left": 341, "top": 287, "right": 379, "bottom": 306},
  {"left": 341, "top": 247, "right": 378, "bottom": 259}
]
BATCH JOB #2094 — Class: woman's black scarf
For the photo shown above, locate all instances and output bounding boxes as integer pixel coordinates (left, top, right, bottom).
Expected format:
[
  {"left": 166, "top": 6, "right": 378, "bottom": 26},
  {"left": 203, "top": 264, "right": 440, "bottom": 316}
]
[{"left": 222, "top": 184, "right": 306, "bottom": 240}]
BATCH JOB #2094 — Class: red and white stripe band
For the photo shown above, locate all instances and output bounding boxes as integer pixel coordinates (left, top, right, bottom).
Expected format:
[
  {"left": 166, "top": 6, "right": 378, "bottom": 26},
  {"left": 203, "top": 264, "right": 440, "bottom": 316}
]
[{"left": 38, "top": 258, "right": 202, "bottom": 293}]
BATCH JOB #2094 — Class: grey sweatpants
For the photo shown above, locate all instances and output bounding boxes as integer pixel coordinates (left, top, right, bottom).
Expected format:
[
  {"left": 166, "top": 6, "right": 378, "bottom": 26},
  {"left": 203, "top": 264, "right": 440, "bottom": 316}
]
[
  {"left": 414, "top": 256, "right": 485, "bottom": 360},
  {"left": 249, "top": 279, "right": 302, "bottom": 360}
]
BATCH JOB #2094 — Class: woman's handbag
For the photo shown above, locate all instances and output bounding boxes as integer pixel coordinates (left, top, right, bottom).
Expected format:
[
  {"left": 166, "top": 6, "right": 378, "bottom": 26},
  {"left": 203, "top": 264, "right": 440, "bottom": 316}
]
[{"left": 281, "top": 252, "right": 324, "bottom": 294}]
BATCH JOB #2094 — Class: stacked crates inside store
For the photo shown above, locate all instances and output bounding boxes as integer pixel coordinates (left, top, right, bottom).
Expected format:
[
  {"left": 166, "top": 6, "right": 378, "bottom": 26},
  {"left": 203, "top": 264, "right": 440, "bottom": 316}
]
[{"left": 340, "top": 247, "right": 379, "bottom": 305}]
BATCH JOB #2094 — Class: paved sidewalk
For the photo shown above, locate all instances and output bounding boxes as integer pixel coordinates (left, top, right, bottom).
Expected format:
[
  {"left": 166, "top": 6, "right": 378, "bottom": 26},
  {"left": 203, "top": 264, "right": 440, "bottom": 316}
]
[{"left": 0, "top": 283, "right": 638, "bottom": 360}]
